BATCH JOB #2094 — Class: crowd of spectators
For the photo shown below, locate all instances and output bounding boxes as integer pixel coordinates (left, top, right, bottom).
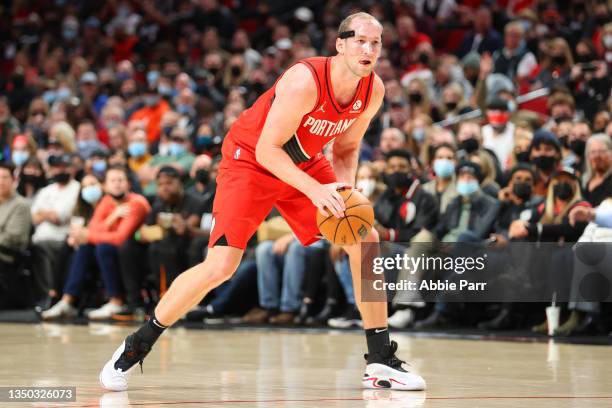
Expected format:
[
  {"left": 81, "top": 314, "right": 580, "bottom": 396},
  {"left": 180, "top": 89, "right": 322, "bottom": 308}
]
[{"left": 0, "top": 0, "right": 611, "bottom": 335}]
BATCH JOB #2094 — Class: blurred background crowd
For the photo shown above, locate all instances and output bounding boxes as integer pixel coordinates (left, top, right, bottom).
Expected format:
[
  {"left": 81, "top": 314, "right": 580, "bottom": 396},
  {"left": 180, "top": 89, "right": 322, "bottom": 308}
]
[{"left": 0, "top": 0, "right": 611, "bottom": 336}]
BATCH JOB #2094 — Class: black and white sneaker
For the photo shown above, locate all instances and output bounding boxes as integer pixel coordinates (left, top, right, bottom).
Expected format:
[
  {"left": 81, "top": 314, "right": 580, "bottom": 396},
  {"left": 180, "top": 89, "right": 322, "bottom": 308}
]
[
  {"left": 99, "top": 334, "right": 151, "bottom": 391},
  {"left": 362, "top": 341, "right": 426, "bottom": 390}
]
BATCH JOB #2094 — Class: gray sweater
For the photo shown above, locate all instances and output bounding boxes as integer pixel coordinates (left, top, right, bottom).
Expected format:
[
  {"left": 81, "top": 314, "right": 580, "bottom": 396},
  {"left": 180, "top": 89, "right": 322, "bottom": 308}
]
[{"left": 0, "top": 193, "right": 31, "bottom": 263}]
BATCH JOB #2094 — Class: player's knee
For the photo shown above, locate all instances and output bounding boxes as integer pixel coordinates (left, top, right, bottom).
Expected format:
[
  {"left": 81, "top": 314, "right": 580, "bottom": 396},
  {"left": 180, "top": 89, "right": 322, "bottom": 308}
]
[{"left": 364, "top": 228, "right": 379, "bottom": 243}]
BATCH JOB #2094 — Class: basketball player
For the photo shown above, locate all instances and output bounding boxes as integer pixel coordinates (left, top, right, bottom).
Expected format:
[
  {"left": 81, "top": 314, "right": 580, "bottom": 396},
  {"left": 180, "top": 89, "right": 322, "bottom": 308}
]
[{"left": 100, "top": 12, "right": 426, "bottom": 391}]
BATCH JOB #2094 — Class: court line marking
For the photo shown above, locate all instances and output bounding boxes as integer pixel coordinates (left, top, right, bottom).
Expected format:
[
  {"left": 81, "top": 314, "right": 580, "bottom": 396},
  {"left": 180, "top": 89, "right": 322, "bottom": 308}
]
[{"left": 47, "top": 395, "right": 612, "bottom": 407}]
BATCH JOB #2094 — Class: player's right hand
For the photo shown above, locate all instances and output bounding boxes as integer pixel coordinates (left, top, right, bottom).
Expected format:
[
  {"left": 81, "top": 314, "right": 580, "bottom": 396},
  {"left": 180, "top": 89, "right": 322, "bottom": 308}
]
[{"left": 306, "top": 182, "right": 349, "bottom": 218}]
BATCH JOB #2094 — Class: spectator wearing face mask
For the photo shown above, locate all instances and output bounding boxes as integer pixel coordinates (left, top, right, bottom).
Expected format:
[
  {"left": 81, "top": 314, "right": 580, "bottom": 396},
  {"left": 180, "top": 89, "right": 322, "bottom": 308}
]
[
  {"left": 86, "top": 149, "right": 109, "bottom": 180},
  {"left": 10, "top": 134, "right": 36, "bottom": 169},
  {"left": 129, "top": 83, "right": 170, "bottom": 144},
  {"left": 30, "top": 154, "right": 80, "bottom": 307},
  {"left": 529, "top": 129, "right": 562, "bottom": 198},
  {"left": 16, "top": 157, "right": 46, "bottom": 204},
  {"left": 374, "top": 149, "right": 439, "bottom": 244},
  {"left": 41, "top": 165, "right": 150, "bottom": 320},
  {"left": 456, "top": 120, "right": 503, "bottom": 178},
  {"left": 76, "top": 120, "right": 108, "bottom": 159},
  {"left": 566, "top": 121, "right": 592, "bottom": 174},
  {"left": 482, "top": 98, "right": 516, "bottom": 170},
  {"left": 422, "top": 143, "right": 458, "bottom": 214},
  {"left": 141, "top": 128, "right": 195, "bottom": 197},
  {"left": 505, "top": 125, "right": 533, "bottom": 170},
  {"left": 415, "top": 161, "right": 500, "bottom": 329}
]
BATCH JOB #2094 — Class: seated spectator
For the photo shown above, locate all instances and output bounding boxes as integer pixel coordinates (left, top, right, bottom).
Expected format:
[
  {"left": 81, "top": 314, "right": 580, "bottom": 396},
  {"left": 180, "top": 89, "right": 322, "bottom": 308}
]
[
  {"left": 41, "top": 165, "right": 150, "bottom": 320},
  {"left": 505, "top": 125, "right": 533, "bottom": 170},
  {"left": 567, "top": 120, "right": 591, "bottom": 174},
  {"left": 31, "top": 154, "right": 80, "bottom": 306},
  {"left": 467, "top": 149, "right": 500, "bottom": 198},
  {"left": 534, "top": 37, "right": 573, "bottom": 89},
  {"left": 188, "top": 154, "right": 216, "bottom": 215},
  {"left": 581, "top": 134, "right": 612, "bottom": 207},
  {"left": 559, "top": 199, "right": 612, "bottom": 335},
  {"left": 456, "top": 7, "right": 502, "bottom": 58},
  {"left": 141, "top": 127, "right": 195, "bottom": 197},
  {"left": 243, "top": 228, "right": 307, "bottom": 325},
  {"left": 129, "top": 84, "right": 170, "bottom": 144},
  {"left": 374, "top": 149, "right": 438, "bottom": 244},
  {"left": 482, "top": 99, "right": 515, "bottom": 170},
  {"left": 414, "top": 161, "right": 500, "bottom": 329},
  {"left": 107, "top": 149, "right": 143, "bottom": 195},
  {"left": 422, "top": 143, "right": 458, "bottom": 214},
  {"left": 10, "top": 134, "right": 37, "bottom": 169},
  {"left": 529, "top": 129, "right": 562, "bottom": 198},
  {"left": 493, "top": 21, "right": 537, "bottom": 81},
  {"left": 0, "top": 96, "right": 21, "bottom": 161},
  {"left": 16, "top": 157, "right": 46, "bottom": 204},
  {"left": 76, "top": 120, "right": 108, "bottom": 159},
  {"left": 0, "top": 163, "right": 32, "bottom": 291}
]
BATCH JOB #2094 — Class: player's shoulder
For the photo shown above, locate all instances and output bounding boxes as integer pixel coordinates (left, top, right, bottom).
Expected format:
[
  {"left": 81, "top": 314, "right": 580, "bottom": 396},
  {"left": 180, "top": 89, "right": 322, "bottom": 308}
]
[
  {"left": 275, "top": 61, "right": 318, "bottom": 100},
  {"left": 371, "top": 72, "right": 385, "bottom": 98}
]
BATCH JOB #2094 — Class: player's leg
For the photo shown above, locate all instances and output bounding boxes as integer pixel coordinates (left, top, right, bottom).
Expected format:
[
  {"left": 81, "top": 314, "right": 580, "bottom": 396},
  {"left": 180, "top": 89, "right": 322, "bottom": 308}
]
[
  {"left": 100, "top": 155, "right": 279, "bottom": 391},
  {"left": 343, "top": 231, "right": 426, "bottom": 390},
  {"left": 99, "top": 246, "right": 244, "bottom": 392}
]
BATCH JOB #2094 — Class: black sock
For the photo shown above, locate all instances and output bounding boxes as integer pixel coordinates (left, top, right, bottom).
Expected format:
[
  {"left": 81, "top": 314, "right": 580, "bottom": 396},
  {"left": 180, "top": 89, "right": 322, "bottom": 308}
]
[
  {"left": 365, "top": 327, "right": 390, "bottom": 356},
  {"left": 134, "top": 313, "right": 168, "bottom": 345}
]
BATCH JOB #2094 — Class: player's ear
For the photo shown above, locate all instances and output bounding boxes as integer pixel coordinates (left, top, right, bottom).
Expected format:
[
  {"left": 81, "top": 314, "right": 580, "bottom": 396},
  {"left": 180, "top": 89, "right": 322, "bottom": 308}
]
[{"left": 336, "top": 38, "right": 344, "bottom": 55}]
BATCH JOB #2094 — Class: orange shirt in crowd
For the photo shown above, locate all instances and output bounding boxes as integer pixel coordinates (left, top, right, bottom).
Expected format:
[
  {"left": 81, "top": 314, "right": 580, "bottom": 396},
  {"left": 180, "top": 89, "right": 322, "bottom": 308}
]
[
  {"left": 130, "top": 99, "right": 170, "bottom": 144},
  {"left": 87, "top": 193, "right": 151, "bottom": 246}
]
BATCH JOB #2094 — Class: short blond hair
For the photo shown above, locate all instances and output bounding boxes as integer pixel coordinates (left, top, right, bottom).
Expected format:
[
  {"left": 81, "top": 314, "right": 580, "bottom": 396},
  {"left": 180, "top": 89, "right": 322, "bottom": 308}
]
[{"left": 338, "top": 12, "right": 381, "bottom": 36}]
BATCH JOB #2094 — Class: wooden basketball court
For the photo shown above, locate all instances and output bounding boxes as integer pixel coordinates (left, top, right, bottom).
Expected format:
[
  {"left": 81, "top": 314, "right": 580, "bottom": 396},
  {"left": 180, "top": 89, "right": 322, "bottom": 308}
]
[{"left": 2, "top": 323, "right": 612, "bottom": 407}]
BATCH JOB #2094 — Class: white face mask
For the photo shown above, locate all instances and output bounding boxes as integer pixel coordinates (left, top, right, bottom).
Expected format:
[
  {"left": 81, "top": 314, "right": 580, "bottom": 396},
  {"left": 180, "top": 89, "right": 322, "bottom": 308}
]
[
  {"left": 604, "top": 35, "right": 612, "bottom": 49},
  {"left": 357, "top": 179, "right": 376, "bottom": 198}
]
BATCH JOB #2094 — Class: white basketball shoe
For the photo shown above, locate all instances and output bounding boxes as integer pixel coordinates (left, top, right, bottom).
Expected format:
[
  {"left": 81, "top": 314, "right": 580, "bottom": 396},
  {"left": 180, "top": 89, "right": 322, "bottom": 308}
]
[
  {"left": 362, "top": 341, "right": 426, "bottom": 391},
  {"left": 99, "top": 334, "right": 151, "bottom": 391}
]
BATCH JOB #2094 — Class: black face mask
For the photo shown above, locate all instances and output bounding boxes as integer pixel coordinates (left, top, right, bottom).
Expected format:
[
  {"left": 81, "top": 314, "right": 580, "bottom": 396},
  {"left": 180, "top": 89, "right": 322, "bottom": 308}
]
[
  {"left": 384, "top": 172, "right": 413, "bottom": 190},
  {"left": 195, "top": 169, "right": 209, "bottom": 185},
  {"left": 110, "top": 192, "right": 126, "bottom": 201},
  {"left": 516, "top": 151, "right": 530, "bottom": 163},
  {"left": 569, "top": 139, "right": 586, "bottom": 156},
  {"left": 512, "top": 182, "right": 533, "bottom": 200},
  {"left": 553, "top": 182, "right": 573, "bottom": 200},
  {"left": 208, "top": 67, "right": 219, "bottom": 76},
  {"left": 53, "top": 172, "right": 71, "bottom": 184},
  {"left": 230, "top": 66, "right": 241, "bottom": 77},
  {"left": 533, "top": 155, "right": 557, "bottom": 172},
  {"left": 418, "top": 53, "right": 430, "bottom": 65},
  {"left": 558, "top": 135, "right": 569, "bottom": 148},
  {"left": 408, "top": 93, "right": 423, "bottom": 104},
  {"left": 445, "top": 101, "right": 458, "bottom": 111},
  {"left": 575, "top": 54, "right": 594, "bottom": 63},
  {"left": 21, "top": 174, "right": 44, "bottom": 186},
  {"left": 459, "top": 138, "right": 479, "bottom": 154},
  {"left": 552, "top": 55, "right": 566, "bottom": 66}
]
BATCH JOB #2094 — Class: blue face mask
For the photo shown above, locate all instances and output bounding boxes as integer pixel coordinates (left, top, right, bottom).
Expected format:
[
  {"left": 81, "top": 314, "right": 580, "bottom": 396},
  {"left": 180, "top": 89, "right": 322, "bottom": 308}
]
[
  {"left": 77, "top": 139, "right": 98, "bottom": 152},
  {"left": 412, "top": 128, "right": 426, "bottom": 142},
  {"left": 92, "top": 160, "right": 107, "bottom": 174},
  {"left": 195, "top": 134, "right": 213, "bottom": 148},
  {"left": 169, "top": 142, "right": 186, "bottom": 156},
  {"left": 12, "top": 150, "right": 30, "bottom": 166},
  {"left": 158, "top": 84, "right": 173, "bottom": 97},
  {"left": 433, "top": 159, "right": 455, "bottom": 179},
  {"left": 81, "top": 184, "right": 103, "bottom": 204},
  {"left": 128, "top": 141, "right": 147, "bottom": 158},
  {"left": 56, "top": 87, "right": 71, "bottom": 101},
  {"left": 457, "top": 180, "right": 480, "bottom": 197},
  {"left": 176, "top": 104, "right": 193, "bottom": 115}
]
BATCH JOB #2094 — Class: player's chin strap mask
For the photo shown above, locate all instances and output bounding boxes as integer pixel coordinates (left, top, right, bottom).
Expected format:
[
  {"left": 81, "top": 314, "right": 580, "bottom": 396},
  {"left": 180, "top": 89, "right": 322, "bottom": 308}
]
[{"left": 339, "top": 30, "right": 355, "bottom": 39}]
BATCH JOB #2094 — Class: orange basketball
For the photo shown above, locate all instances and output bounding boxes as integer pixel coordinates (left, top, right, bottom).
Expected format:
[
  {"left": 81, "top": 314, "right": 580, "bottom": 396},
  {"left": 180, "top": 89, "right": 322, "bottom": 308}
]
[{"left": 316, "top": 189, "right": 374, "bottom": 245}]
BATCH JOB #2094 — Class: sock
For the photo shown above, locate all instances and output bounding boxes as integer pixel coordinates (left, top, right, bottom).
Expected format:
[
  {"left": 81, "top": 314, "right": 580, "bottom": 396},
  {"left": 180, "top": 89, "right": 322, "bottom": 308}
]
[
  {"left": 134, "top": 313, "right": 168, "bottom": 345},
  {"left": 365, "top": 327, "right": 390, "bottom": 356}
]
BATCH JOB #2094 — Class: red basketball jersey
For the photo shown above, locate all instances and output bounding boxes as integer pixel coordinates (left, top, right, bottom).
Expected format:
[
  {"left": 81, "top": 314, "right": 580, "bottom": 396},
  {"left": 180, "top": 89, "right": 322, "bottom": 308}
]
[{"left": 226, "top": 56, "right": 375, "bottom": 164}]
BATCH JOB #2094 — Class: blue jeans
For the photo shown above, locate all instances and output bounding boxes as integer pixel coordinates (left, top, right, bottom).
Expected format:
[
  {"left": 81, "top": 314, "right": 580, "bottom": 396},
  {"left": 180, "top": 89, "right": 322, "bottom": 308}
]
[
  {"left": 256, "top": 240, "right": 306, "bottom": 312},
  {"left": 210, "top": 259, "right": 258, "bottom": 313},
  {"left": 334, "top": 257, "right": 355, "bottom": 305},
  {"left": 63, "top": 244, "right": 121, "bottom": 298}
]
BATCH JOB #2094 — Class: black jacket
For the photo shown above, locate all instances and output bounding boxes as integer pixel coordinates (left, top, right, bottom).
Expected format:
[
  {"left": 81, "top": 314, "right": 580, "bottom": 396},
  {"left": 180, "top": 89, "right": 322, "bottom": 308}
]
[
  {"left": 434, "top": 192, "right": 500, "bottom": 240},
  {"left": 374, "top": 183, "right": 439, "bottom": 242}
]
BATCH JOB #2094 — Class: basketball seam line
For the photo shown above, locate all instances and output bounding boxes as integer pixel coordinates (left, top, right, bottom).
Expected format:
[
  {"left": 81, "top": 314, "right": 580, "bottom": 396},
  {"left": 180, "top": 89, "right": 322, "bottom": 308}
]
[
  {"left": 346, "top": 214, "right": 358, "bottom": 242},
  {"left": 332, "top": 215, "right": 344, "bottom": 244},
  {"left": 345, "top": 214, "right": 373, "bottom": 228}
]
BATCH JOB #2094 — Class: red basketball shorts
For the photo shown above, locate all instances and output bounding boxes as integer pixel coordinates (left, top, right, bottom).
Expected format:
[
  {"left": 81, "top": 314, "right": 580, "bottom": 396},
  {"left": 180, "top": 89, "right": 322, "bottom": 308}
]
[{"left": 208, "top": 139, "right": 336, "bottom": 249}]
